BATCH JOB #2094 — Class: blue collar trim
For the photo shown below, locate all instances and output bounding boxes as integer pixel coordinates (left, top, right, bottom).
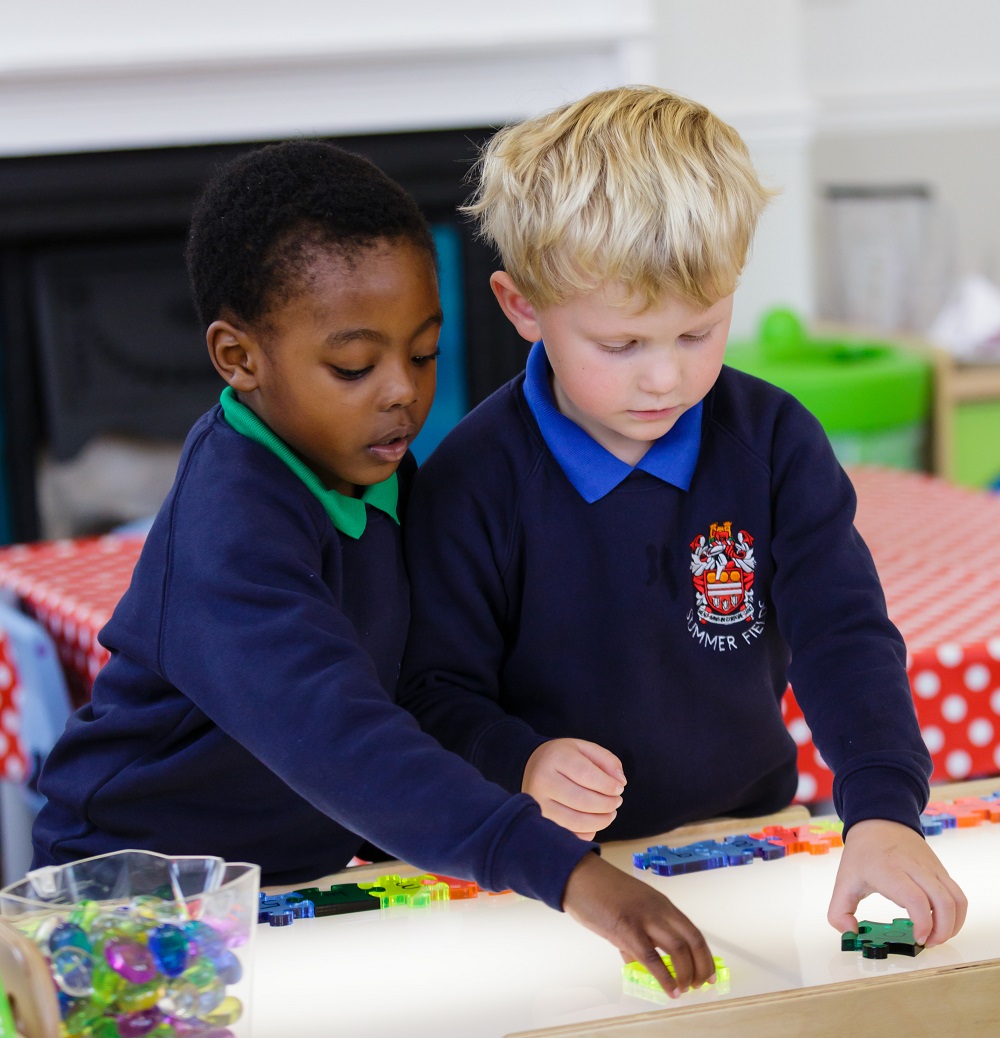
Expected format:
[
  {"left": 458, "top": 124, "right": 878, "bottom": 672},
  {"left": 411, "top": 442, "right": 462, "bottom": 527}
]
[{"left": 522, "top": 341, "right": 702, "bottom": 503}]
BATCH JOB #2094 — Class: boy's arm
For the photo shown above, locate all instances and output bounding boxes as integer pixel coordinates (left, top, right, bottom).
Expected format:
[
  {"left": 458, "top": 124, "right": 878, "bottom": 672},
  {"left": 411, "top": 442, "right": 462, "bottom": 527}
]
[
  {"left": 398, "top": 437, "right": 549, "bottom": 795},
  {"left": 764, "top": 398, "right": 966, "bottom": 940},
  {"left": 400, "top": 418, "right": 627, "bottom": 837},
  {"left": 767, "top": 401, "right": 932, "bottom": 834}
]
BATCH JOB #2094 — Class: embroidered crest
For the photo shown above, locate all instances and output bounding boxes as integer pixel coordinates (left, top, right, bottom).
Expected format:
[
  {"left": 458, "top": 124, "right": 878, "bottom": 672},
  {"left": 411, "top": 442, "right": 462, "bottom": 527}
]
[{"left": 689, "top": 521, "right": 756, "bottom": 626}]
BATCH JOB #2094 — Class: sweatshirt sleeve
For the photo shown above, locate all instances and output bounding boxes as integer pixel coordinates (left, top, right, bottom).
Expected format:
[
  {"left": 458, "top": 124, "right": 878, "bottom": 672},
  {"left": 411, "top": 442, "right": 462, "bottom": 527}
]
[
  {"left": 766, "top": 401, "right": 931, "bottom": 834},
  {"left": 397, "top": 430, "right": 549, "bottom": 795},
  {"left": 112, "top": 424, "right": 590, "bottom": 910}
]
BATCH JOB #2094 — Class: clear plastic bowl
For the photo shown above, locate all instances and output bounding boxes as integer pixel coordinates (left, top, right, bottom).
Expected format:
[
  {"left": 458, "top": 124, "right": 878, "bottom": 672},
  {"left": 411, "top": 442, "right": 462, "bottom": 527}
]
[{"left": 0, "top": 850, "right": 260, "bottom": 1037}]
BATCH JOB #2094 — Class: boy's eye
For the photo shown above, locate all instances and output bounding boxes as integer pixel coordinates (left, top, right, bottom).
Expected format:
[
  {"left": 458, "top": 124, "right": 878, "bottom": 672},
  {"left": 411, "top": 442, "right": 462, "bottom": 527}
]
[
  {"left": 332, "top": 365, "right": 373, "bottom": 381},
  {"left": 412, "top": 347, "right": 442, "bottom": 367},
  {"left": 680, "top": 330, "right": 713, "bottom": 343},
  {"left": 597, "top": 341, "right": 636, "bottom": 354}
]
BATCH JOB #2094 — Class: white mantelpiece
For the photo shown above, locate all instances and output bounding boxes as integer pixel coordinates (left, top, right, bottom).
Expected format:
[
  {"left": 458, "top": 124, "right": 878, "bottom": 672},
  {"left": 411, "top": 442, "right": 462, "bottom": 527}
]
[{"left": 0, "top": 2, "right": 654, "bottom": 157}]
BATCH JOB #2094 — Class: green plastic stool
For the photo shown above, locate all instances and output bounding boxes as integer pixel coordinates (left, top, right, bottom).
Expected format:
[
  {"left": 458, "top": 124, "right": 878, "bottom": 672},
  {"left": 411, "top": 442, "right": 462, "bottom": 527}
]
[{"left": 726, "top": 309, "right": 932, "bottom": 469}]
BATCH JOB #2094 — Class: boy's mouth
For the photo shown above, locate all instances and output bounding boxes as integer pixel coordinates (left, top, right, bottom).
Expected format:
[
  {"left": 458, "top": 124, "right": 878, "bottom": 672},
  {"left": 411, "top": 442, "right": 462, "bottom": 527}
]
[
  {"left": 367, "top": 426, "right": 416, "bottom": 463},
  {"left": 628, "top": 406, "right": 680, "bottom": 422}
]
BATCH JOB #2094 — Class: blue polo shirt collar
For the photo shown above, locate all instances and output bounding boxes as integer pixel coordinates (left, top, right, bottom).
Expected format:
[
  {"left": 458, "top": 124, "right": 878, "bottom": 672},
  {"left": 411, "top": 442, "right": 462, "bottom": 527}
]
[{"left": 522, "top": 340, "right": 702, "bottom": 503}]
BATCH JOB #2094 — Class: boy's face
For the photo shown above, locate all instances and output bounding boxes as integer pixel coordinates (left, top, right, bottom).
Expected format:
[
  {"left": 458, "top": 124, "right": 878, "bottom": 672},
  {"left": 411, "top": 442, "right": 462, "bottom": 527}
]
[
  {"left": 493, "top": 274, "right": 732, "bottom": 466},
  {"left": 229, "top": 239, "right": 441, "bottom": 496}
]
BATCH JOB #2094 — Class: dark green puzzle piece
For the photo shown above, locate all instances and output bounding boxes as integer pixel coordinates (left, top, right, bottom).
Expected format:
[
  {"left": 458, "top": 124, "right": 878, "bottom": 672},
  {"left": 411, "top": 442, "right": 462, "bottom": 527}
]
[
  {"left": 841, "top": 918, "right": 924, "bottom": 959},
  {"left": 292, "top": 883, "right": 380, "bottom": 917}
]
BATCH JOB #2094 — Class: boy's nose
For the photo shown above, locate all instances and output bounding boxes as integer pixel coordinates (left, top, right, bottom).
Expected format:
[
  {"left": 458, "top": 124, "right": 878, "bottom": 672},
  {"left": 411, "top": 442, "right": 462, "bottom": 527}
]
[
  {"left": 638, "top": 352, "right": 679, "bottom": 396},
  {"left": 383, "top": 364, "right": 420, "bottom": 409}
]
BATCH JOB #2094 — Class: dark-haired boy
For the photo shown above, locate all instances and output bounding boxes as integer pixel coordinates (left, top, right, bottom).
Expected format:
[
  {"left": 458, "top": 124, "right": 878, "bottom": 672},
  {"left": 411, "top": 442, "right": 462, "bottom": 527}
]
[{"left": 32, "top": 140, "right": 715, "bottom": 995}]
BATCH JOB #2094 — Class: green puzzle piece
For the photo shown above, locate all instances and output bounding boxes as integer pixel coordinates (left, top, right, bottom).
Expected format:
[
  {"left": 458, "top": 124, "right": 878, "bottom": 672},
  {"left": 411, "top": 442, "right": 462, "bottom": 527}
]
[{"left": 841, "top": 918, "right": 925, "bottom": 959}]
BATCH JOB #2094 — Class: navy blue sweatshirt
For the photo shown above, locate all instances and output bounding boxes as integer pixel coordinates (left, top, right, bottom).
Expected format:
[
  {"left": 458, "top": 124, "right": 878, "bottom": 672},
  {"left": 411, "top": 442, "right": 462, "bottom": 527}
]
[
  {"left": 33, "top": 401, "right": 592, "bottom": 906},
  {"left": 399, "top": 346, "right": 932, "bottom": 840}
]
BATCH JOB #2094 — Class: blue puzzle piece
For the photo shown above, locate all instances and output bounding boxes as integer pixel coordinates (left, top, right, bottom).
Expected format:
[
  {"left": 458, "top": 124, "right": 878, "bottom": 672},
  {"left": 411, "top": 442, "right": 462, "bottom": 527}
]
[
  {"left": 632, "top": 844, "right": 729, "bottom": 876},
  {"left": 258, "top": 892, "right": 316, "bottom": 926},
  {"left": 919, "top": 813, "right": 947, "bottom": 837},
  {"left": 681, "top": 839, "right": 755, "bottom": 867},
  {"left": 920, "top": 810, "right": 956, "bottom": 833},
  {"left": 716, "top": 833, "right": 787, "bottom": 861}
]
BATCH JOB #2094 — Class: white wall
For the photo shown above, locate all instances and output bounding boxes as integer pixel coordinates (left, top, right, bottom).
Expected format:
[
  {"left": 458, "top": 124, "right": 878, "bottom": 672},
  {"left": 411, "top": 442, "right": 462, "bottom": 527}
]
[
  {"left": 653, "top": 0, "right": 816, "bottom": 337},
  {"left": 0, "top": 1, "right": 654, "bottom": 153},
  {"left": 4, "top": 0, "right": 999, "bottom": 334}
]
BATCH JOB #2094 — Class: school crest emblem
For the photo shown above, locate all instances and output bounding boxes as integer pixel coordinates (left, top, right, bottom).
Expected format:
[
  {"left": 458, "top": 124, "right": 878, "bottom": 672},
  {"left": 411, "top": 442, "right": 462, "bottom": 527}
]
[{"left": 689, "top": 521, "right": 756, "bottom": 626}]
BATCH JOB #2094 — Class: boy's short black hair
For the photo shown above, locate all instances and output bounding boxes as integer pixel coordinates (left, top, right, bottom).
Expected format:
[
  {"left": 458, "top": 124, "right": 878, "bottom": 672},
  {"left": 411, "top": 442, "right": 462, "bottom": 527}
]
[{"left": 186, "top": 139, "right": 436, "bottom": 329}]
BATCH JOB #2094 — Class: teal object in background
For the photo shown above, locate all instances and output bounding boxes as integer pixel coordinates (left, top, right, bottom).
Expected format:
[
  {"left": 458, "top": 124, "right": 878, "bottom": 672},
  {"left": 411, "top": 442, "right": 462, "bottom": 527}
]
[
  {"left": 412, "top": 224, "right": 468, "bottom": 464},
  {"left": 725, "top": 309, "right": 932, "bottom": 470}
]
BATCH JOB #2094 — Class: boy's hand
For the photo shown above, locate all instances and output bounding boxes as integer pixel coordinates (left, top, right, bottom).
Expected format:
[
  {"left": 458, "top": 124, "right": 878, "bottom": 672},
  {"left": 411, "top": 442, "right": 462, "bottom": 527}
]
[
  {"left": 828, "top": 818, "right": 968, "bottom": 946},
  {"left": 562, "top": 852, "right": 716, "bottom": 997},
  {"left": 522, "top": 738, "right": 626, "bottom": 839}
]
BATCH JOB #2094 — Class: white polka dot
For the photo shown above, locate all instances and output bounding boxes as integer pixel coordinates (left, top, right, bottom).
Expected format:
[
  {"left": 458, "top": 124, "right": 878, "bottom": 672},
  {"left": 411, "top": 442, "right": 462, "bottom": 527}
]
[
  {"left": 78, "top": 627, "right": 91, "bottom": 651},
  {"left": 946, "top": 750, "right": 972, "bottom": 779},
  {"left": 937, "top": 644, "right": 964, "bottom": 668},
  {"left": 4, "top": 757, "right": 24, "bottom": 782},
  {"left": 988, "top": 637, "right": 1000, "bottom": 661},
  {"left": 0, "top": 731, "right": 8, "bottom": 756},
  {"left": 913, "top": 671, "right": 941, "bottom": 699},
  {"left": 991, "top": 689, "right": 1000, "bottom": 715},
  {"left": 788, "top": 719, "right": 811, "bottom": 746},
  {"left": 1, "top": 710, "right": 18, "bottom": 735},
  {"left": 922, "top": 726, "right": 945, "bottom": 754},
  {"left": 814, "top": 749, "right": 829, "bottom": 770},
  {"left": 968, "top": 719, "right": 994, "bottom": 747},
  {"left": 941, "top": 695, "right": 968, "bottom": 724},
  {"left": 0, "top": 664, "right": 11, "bottom": 691},
  {"left": 796, "top": 773, "right": 817, "bottom": 802},
  {"left": 964, "top": 664, "right": 991, "bottom": 692}
]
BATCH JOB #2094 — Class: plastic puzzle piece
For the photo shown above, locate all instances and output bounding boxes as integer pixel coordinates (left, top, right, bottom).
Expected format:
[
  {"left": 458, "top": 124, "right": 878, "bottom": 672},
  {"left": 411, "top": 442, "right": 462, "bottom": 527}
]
[
  {"left": 622, "top": 955, "right": 730, "bottom": 1001},
  {"left": 925, "top": 800, "right": 987, "bottom": 828},
  {"left": 291, "top": 884, "right": 380, "bottom": 917},
  {"left": 681, "top": 839, "right": 755, "bottom": 867},
  {"left": 748, "top": 824, "right": 843, "bottom": 855},
  {"left": 258, "top": 892, "right": 316, "bottom": 926},
  {"left": 951, "top": 797, "right": 1000, "bottom": 824},
  {"left": 357, "top": 874, "right": 451, "bottom": 909},
  {"left": 424, "top": 875, "right": 480, "bottom": 900},
  {"left": 919, "top": 813, "right": 948, "bottom": 837},
  {"left": 632, "top": 843, "right": 729, "bottom": 876},
  {"left": 841, "top": 918, "right": 924, "bottom": 959},
  {"left": 719, "top": 833, "right": 787, "bottom": 861}
]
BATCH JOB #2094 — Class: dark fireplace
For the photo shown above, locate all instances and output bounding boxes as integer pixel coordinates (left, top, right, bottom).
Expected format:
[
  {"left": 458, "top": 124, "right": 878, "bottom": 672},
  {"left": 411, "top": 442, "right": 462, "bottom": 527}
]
[{"left": 0, "top": 128, "right": 525, "bottom": 543}]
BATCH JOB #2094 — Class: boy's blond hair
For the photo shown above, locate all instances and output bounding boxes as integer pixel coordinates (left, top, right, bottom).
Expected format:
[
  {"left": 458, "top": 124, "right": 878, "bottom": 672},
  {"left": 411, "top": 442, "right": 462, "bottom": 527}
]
[{"left": 464, "top": 85, "right": 775, "bottom": 310}]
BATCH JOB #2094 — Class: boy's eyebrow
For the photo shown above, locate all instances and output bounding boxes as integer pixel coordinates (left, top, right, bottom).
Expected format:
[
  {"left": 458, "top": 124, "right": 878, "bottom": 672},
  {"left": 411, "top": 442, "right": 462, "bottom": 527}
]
[{"left": 324, "top": 311, "right": 444, "bottom": 349}]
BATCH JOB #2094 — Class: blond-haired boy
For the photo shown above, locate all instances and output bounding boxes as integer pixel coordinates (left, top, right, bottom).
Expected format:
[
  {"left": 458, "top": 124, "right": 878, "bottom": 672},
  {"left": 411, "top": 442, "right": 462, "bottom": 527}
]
[{"left": 400, "top": 86, "right": 966, "bottom": 947}]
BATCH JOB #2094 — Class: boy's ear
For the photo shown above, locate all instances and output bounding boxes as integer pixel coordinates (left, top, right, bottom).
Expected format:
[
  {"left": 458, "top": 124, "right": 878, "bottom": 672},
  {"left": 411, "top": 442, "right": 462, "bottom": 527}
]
[
  {"left": 490, "top": 272, "right": 542, "bottom": 343},
  {"left": 206, "top": 319, "right": 260, "bottom": 393}
]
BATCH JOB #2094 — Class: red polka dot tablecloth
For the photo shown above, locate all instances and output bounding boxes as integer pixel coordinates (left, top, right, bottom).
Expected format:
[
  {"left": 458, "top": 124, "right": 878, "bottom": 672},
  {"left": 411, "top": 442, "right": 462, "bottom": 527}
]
[
  {"left": 0, "top": 534, "right": 144, "bottom": 778},
  {"left": 785, "top": 467, "right": 1000, "bottom": 802}
]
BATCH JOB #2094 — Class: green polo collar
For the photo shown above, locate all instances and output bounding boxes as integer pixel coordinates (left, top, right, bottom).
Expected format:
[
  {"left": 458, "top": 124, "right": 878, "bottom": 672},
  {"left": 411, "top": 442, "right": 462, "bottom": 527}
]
[{"left": 218, "top": 386, "right": 398, "bottom": 539}]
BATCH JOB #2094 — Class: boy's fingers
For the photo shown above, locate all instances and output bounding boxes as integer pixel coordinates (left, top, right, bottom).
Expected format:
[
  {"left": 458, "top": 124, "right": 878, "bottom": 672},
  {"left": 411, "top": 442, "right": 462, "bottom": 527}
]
[
  {"left": 653, "top": 920, "right": 716, "bottom": 991},
  {"left": 548, "top": 772, "right": 623, "bottom": 812},
  {"left": 574, "top": 740, "right": 627, "bottom": 785},
  {"left": 626, "top": 946, "right": 680, "bottom": 998},
  {"left": 558, "top": 754, "right": 625, "bottom": 797},
  {"left": 542, "top": 799, "right": 618, "bottom": 834},
  {"left": 924, "top": 872, "right": 967, "bottom": 946}
]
